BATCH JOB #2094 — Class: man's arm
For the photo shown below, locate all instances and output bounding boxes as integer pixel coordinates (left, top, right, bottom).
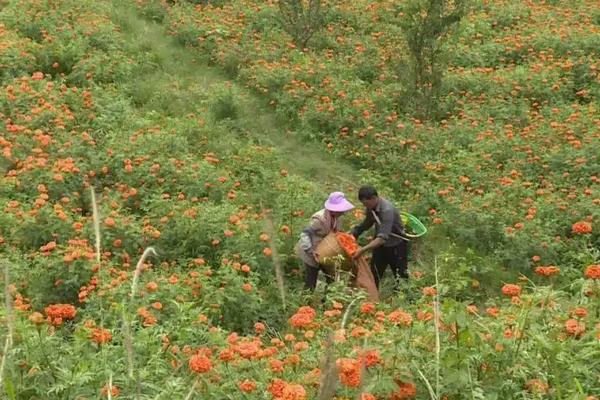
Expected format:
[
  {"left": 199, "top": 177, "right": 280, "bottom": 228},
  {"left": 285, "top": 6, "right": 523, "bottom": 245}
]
[
  {"left": 353, "top": 237, "right": 385, "bottom": 259},
  {"left": 353, "top": 207, "right": 395, "bottom": 259},
  {"left": 351, "top": 211, "right": 374, "bottom": 238}
]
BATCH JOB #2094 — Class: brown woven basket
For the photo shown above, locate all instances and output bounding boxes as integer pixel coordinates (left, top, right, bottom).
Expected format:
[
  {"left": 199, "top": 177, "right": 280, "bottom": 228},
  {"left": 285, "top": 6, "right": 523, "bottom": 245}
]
[{"left": 316, "top": 233, "right": 352, "bottom": 272}]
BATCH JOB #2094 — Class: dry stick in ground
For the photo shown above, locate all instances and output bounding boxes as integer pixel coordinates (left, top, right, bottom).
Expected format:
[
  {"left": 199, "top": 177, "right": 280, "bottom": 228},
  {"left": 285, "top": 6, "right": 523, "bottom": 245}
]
[
  {"left": 107, "top": 372, "right": 113, "bottom": 400},
  {"left": 318, "top": 298, "right": 361, "bottom": 399},
  {"left": 412, "top": 257, "right": 441, "bottom": 400},
  {"left": 90, "top": 187, "right": 101, "bottom": 263},
  {"left": 263, "top": 210, "right": 287, "bottom": 309},
  {"left": 90, "top": 186, "right": 113, "bottom": 396},
  {"left": 0, "top": 260, "right": 14, "bottom": 389},
  {"left": 354, "top": 337, "right": 369, "bottom": 400},
  {"left": 317, "top": 334, "right": 338, "bottom": 400},
  {"left": 122, "top": 247, "right": 157, "bottom": 397},
  {"left": 433, "top": 256, "right": 441, "bottom": 398}
]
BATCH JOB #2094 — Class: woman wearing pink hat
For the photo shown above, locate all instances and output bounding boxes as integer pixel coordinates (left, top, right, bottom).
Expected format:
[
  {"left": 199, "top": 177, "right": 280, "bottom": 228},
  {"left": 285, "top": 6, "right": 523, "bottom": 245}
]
[{"left": 296, "top": 192, "right": 355, "bottom": 290}]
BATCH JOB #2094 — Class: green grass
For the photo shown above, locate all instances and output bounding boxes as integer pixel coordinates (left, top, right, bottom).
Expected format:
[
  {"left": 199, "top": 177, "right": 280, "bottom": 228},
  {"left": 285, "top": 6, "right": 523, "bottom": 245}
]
[{"left": 109, "top": 0, "right": 358, "bottom": 189}]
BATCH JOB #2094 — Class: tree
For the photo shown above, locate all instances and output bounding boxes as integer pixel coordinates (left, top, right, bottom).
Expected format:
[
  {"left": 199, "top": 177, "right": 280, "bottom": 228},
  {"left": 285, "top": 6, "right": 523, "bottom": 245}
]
[
  {"left": 398, "top": 0, "right": 468, "bottom": 119},
  {"left": 278, "top": 0, "right": 326, "bottom": 50}
]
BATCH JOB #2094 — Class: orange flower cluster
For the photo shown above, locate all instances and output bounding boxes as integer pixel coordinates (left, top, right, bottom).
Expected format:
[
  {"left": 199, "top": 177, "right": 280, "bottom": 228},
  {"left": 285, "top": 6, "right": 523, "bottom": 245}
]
[
  {"left": 534, "top": 266, "right": 560, "bottom": 277},
  {"left": 44, "top": 303, "right": 77, "bottom": 325},
  {"left": 90, "top": 328, "right": 112, "bottom": 345},
  {"left": 336, "top": 358, "right": 362, "bottom": 387},
  {"left": 525, "top": 379, "right": 549, "bottom": 394},
  {"left": 137, "top": 307, "right": 158, "bottom": 327},
  {"left": 422, "top": 286, "right": 437, "bottom": 296},
  {"left": 238, "top": 379, "right": 257, "bottom": 393},
  {"left": 501, "top": 284, "right": 521, "bottom": 297},
  {"left": 584, "top": 264, "right": 600, "bottom": 280},
  {"left": 189, "top": 352, "right": 212, "bottom": 373},
  {"left": 267, "top": 379, "right": 306, "bottom": 400},
  {"left": 288, "top": 306, "right": 316, "bottom": 329},
  {"left": 388, "top": 309, "right": 413, "bottom": 326},
  {"left": 391, "top": 380, "right": 417, "bottom": 399},
  {"left": 101, "top": 384, "right": 119, "bottom": 398},
  {"left": 360, "top": 302, "right": 376, "bottom": 314},
  {"left": 571, "top": 221, "right": 592, "bottom": 234},
  {"left": 362, "top": 349, "right": 382, "bottom": 368},
  {"left": 336, "top": 232, "right": 359, "bottom": 257},
  {"left": 565, "top": 319, "right": 585, "bottom": 338}
]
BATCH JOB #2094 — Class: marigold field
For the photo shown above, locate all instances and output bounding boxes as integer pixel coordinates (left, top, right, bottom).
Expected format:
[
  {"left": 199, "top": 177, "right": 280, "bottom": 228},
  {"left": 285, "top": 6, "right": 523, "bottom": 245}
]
[{"left": 0, "top": 0, "right": 598, "bottom": 398}]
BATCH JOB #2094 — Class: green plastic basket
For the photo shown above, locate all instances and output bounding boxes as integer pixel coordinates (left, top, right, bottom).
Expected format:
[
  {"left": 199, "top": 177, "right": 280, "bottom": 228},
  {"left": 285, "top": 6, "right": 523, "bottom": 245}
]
[{"left": 400, "top": 212, "right": 428, "bottom": 238}]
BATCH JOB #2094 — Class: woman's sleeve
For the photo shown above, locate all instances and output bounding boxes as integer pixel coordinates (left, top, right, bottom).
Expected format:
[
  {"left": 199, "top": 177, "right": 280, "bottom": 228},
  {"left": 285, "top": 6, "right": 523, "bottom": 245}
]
[{"left": 309, "top": 215, "right": 328, "bottom": 237}]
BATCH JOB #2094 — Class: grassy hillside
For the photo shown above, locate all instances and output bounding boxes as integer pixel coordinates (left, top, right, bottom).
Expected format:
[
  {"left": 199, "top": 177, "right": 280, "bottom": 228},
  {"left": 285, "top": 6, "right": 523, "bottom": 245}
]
[{"left": 0, "top": 0, "right": 598, "bottom": 398}]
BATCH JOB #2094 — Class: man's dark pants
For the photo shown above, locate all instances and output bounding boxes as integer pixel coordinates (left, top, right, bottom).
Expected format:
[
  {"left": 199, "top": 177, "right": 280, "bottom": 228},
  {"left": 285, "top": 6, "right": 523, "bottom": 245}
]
[{"left": 371, "top": 241, "right": 408, "bottom": 288}]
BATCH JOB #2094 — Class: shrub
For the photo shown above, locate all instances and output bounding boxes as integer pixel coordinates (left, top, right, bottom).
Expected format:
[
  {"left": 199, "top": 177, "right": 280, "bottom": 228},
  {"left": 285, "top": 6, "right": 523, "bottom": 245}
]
[{"left": 278, "top": 0, "right": 327, "bottom": 49}]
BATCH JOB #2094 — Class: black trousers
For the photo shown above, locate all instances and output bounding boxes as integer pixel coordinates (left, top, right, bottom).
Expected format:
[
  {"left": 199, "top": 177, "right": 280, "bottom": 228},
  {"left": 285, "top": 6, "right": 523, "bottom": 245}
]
[
  {"left": 304, "top": 264, "right": 334, "bottom": 290},
  {"left": 371, "top": 241, "right": 408, "bottom": 288}
]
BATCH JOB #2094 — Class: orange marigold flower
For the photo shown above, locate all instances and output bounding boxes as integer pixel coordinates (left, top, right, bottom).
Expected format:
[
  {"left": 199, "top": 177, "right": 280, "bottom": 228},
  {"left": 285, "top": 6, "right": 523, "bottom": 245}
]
[
  {"left": 242, "top": 283, "right": 253, "bottom": 292},
  {"left": 336, "top": 232, "right": 359, "bottom": 257},
  {"left": 280, "top": 383, "right": 306, "bottom": 400},
  {"left": 534, "top": 266, "right": 560, "bottom": 277},
  {"left": 565, "top": 319, "right": 585, "bottom": 338},
  {"left": 289, "top": 307, "right": 316, "bottom": 329},
  {"left": 584, "top": 264, "right": 600, "bottom": 280},
  {"left": 44, "top": 303, "right": 77, "bottom": 325},
  {"left": 101, "top": 384, "right": 119, "bottom": 397},
  {"left": 238, "top": 379, "right": 257, "bottom": 393},
  {"left": 486, "top": 307, "right": 500, "bottom": 318},
  {"left": 336, "top": 358, "right": 362, "bottom": 388},
  {"left": 267, "top": 379, "right": 286, "bottom": 397},
  {"left": 572, "top": 221, "right": 592, "bottom": 234},
  {"left": 388, "top": 309, "right": 413, "bottom": 326},
  {"left": 360, "top": 302, "right": 376, "bottom": 314},
  {"left": 270, "top": 359, "right": 285, "bottom": 373},
  {"left": 189, "top": 353, "right": 212, "bottom": 373},
  {"left": 297, "top": 306, "right": 316, "bottom": 316},
  {"left": 391, "top": 380, "right": 417, "bottom": 399},
  {"left": 572, "top": 307, "right": 588, "bottom": 318},
  {"left": 254, "top": 322, "right": 266, "bottom": 334},
  {"left": 422, "top": 286, "right": 437, "bottom": 296},
  {"left": 525, "top": 379, "right": 549, "bottom": 394},
  {"left": 362, "top": 349, "right": 381, "bottom": 368},
  {"left": 219, "top": 348, "right": 235, "bottom": 362},
  {"left": 501, "top": 284, "right": 521, "bottom": 297},
  {"left": 360, "top": 394, "right": 377, "bottom": 400},
  {"left": 235, "top": 340, "right": 261, "bottom": 359},
  {"left": 146, "top": 281, "right": 158, "bottom": 292},
  {"left": 417, "top": 309, "right": 433, "bottom": 321},
  {"left": 90, "top": 328, "right": 112, "bottom": 344}
]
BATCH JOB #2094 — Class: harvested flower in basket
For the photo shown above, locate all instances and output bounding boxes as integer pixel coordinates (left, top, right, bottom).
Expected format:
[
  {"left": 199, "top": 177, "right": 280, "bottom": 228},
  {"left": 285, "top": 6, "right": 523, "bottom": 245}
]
[{"left": 336, "top": 232, "right": 359, "bottom": 257}]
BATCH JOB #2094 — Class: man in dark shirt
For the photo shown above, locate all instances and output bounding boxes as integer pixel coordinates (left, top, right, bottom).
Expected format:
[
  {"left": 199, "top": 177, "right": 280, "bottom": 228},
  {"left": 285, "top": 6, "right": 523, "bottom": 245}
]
[{"left": 351, "top": 185, "right": 409, "bottom": 289}]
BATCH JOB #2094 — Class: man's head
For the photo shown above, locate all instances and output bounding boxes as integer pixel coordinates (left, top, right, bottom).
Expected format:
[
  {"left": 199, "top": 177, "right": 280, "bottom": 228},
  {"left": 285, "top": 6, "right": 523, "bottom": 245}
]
[{"left": 358, "top": 185, "right": 379, "bottom": 210}]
